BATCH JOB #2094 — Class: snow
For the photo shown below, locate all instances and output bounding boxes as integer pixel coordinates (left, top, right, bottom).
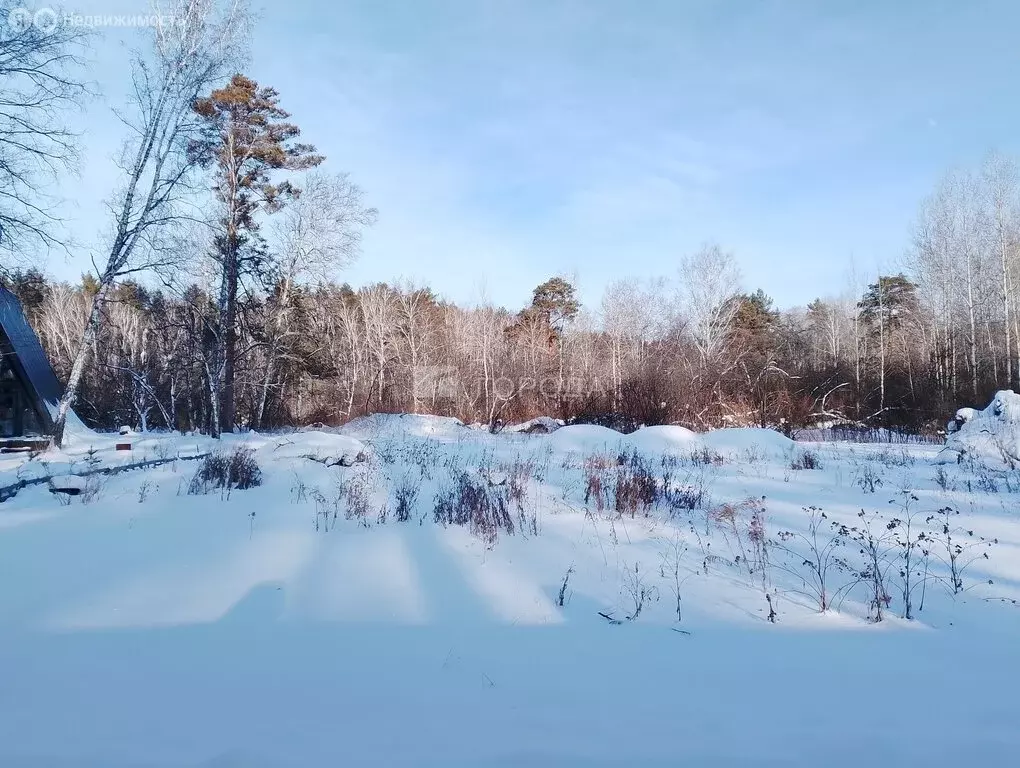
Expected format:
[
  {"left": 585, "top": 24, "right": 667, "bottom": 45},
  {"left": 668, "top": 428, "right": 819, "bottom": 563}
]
[
  {"left": 700, "top": 426, "right": 796, "bottom": 458},
  {"left": 1, "top": 419, "right": 1019, "bottom": 766},
  {"left": 623, "top": 424, "right": 700, "bottom": 454},
  {"left": 544, "top": 423, "right": 624, "bottom": 451},
  {"left": 261, "top": 431, "right": 366, "bottom": 465},
  {"left": 338, "top": 412, "right": 468, "bottom": 440},
  {"left": 57, "top": 408, "right": 101, "bottom": 448},
  {"left": 953, "top": 406, "right": 978, "bottom": 426},
  {"left": 504, "top": 415, "right": 563, "bottom": 433},
  {"left": 47, "top": 474, "right": 86, "bottom": 493},
  {"left": 940, "top": 389, "right": 1020, "bottom": 466}
]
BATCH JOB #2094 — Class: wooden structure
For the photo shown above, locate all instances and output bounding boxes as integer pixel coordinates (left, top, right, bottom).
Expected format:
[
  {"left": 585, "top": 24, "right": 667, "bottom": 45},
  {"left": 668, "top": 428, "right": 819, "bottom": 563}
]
[{"left": 0, "top": 286, "right": 63, "bottom": 448}]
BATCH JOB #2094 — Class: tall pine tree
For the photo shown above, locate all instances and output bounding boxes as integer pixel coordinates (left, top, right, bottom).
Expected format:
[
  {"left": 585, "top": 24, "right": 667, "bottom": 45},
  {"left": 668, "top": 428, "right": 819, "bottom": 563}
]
[{"left": 190, "top": 74, "right": 324, "bottom": 434}]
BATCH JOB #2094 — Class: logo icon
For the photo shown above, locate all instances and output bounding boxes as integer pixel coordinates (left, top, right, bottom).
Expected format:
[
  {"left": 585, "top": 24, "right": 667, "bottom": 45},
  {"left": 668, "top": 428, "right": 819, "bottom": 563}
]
[
  {"left": 7, "top": 7, "right": 33, "bottom": 32},
  {"left": 33, "top": 7, "right": 59, "bottom": 33}
]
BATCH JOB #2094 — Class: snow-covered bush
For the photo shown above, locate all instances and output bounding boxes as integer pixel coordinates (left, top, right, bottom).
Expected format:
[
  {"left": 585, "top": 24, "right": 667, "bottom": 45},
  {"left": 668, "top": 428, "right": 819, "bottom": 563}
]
[
  {"left": 582, "top": 454, "right": 612, "bottom": 513},
  {"left": 854, "top": 461, "right": 884, "bottom": 493},
  {"left": 310, "top": 483, "right": 342, "bottom": 533},
  {"left": 614, "top": 455, "right": 658, "bottom": 518},
  {"left": 188, "top": 447, "right": 263, "bottom": 496},
  {"left": 344, "top": 477, "right": 371, "bottom": 523},
  {"left": 433, "top": 472, "right": 516, "bottom": 546},
  {"left": 580, "top": 450, "right": 707, "bottom": 520},
  {"left": 393, "top": 474, "right": 419, "bottom": 523},
  {"left": 790, "top": 448, "right": 822, "bottom": 471},
  {"left": 689, "top": 446, "right": 725, "bottom": 466},
  {"left": 662, "top": 477, "right": 707, "bottom": 515},
  {"left": 874, "top": 446, "right": 914, "bottom": 468}
]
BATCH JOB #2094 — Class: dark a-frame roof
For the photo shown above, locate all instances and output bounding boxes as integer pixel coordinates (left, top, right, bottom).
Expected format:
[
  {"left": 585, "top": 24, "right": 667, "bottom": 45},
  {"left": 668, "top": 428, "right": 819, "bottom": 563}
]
[{"left": 0, "top": 285, "right": 63, "bottom": 434}]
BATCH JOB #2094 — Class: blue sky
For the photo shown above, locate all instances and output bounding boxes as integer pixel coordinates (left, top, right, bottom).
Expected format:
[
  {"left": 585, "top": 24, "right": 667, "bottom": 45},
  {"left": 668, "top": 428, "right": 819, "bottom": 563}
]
[{"left": 48, "top": 0, "right": 1020, "bottom": 309}]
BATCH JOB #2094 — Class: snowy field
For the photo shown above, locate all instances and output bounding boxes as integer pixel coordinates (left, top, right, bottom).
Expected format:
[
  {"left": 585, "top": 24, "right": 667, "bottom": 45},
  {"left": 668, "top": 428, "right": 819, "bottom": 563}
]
[{"left": 2, "top": 413, "right": 1020, "bottom": 767}]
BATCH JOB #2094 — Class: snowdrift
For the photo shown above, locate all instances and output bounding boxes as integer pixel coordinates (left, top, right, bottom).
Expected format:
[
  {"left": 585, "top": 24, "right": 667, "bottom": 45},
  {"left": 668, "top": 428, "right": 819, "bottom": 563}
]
[
  {"left": 262, "top": 432, "right": 366, "bottom": 465},
  {"left": 504, "top": 416, "right": 563, "bottom": 434},
  {"left": 940, "top": 389, "right": 1020, "bottom": 466},
  {"left": 700, "top": 427, "right": 796, "bottom": 459},
  {"left": 622, "top": 425, "right": 699, "bottom": 454},
  {"left": 50, "top": 408, "right": 94, "bottom": 448},
  {"left": 545, "top": 423, "right": 623, "bottom": 452},
  {"left": 544, "top": 422, "right": 792, "bottom": 460},
  {"left": 338, "top": 413, "right": 467, "bottom": 440}
]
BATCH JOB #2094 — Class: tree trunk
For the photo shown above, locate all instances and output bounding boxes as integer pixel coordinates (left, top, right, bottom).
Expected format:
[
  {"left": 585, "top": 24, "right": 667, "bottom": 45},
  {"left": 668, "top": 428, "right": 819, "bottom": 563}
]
[
  {"left": 853, "top": 307, "right": 862, "bottom": 421},
  {"left": 218, "top": 230, "right": 239, "bottom": 434},
  {"left": 878, "top": 276, "right": 886, "bottom": 416},
  {"left": 986, "top": 319, "right": 998, "bottom": 386},
  {"left": 53, "top": 280, "right": 112, "bottom": 446},
  {"left": 966, "top": 249, "right": 979, "bottom": 398},
  {"left": 256, "top": 277, "right": 291, "bottom": 429},
  {"left": 1001, "top": 228, "right": 1013, "bottom": 388},
  {"left": 1013, "top": 307, "right": 1020, "bottom": 390}
]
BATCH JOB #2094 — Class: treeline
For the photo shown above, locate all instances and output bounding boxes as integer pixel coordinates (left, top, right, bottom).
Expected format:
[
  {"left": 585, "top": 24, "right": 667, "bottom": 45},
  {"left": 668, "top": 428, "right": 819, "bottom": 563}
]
[{"left": 4, "top": 211, "right": 1014, "bottom": 434}]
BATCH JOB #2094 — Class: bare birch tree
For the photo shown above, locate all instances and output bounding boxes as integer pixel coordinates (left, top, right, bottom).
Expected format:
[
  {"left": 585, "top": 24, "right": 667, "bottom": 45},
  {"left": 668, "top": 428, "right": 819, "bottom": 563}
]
[
  {"left": 677, "top": 243, "right": 742, "bottom": 366},
  {"left": 601, "top": 278, "right": 648, "bottom": 409},
  {"left": 393, "top": 281, "right": 439, "bottom": 414},
  {"left": 981, "top": 152, "right": 1019, "bottom": 389},
  {"left": 52, "top": 0, "right": 249, "bottom": 445},
  {"left": 255, "top": 172, "right": 376, "bottom": 426},
  {"left": 358, "top": 284, "right": 397, "bottom": 411}
]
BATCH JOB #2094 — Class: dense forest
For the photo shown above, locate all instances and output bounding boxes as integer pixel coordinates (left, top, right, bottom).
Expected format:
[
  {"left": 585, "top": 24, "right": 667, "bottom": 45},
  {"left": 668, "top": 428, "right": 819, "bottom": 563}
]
[{"left": 2, "top": 1, "right": 1018, "bottom": 438}]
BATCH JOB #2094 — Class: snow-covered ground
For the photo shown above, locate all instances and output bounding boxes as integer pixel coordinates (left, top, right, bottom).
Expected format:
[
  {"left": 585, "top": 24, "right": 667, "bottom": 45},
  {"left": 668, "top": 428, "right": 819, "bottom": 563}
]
[{"left": 2, "top": 416, "right": 1019, "bottom": 767}]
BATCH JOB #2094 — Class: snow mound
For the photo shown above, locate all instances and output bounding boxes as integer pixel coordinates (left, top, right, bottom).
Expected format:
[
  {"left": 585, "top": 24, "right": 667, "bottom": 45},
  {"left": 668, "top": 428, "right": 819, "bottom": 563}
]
[
  {"left": 505, "top": 416, "right": 563, "bottom": 434},
  {"left": 263, "top": 432, "right": 366, "bottom": 464},
  {"left": 623, "top": 425, "right": 699, "bottom": 454},
  {"left": 545, "top": 424, "right": 624, "bottom": 452},
  {"left": 700, "top": 427, "right": 795, "bottom": 459},
  {"left": 338, "top": 413, "right": 467, "bottom": 440},
  {"left": 940, "top": 389, "right": 1020, "bottom": 466},
  {"left": 55, "top": 409, "right": 95, "bottom": 448},
  {"left": 948, "top": 408, "right": 978, "bottom": 433}
]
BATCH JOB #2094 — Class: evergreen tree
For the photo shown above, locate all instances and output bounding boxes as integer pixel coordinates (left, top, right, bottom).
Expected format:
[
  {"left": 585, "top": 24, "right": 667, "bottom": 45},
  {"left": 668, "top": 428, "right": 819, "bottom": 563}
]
[
  {"left": 190, "top": 73, "right": 324, "bottom": 434},
  {"left": 529, "top": 277, "right": 579, "bottom": 334}
]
